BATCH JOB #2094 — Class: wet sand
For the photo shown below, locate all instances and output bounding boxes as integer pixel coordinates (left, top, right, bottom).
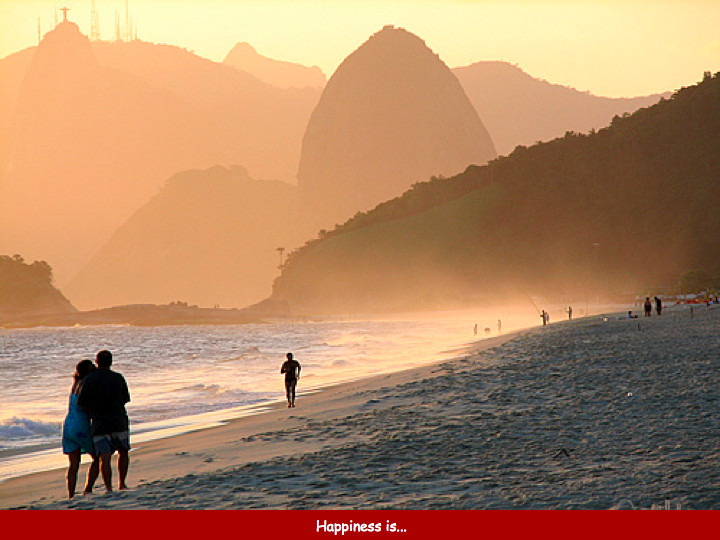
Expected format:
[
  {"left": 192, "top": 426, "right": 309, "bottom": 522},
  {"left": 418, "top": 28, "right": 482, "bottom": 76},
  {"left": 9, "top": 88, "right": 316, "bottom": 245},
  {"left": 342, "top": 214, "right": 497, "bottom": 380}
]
[{"left": 3, "top": 305, "right": 718, "bottom": 509}]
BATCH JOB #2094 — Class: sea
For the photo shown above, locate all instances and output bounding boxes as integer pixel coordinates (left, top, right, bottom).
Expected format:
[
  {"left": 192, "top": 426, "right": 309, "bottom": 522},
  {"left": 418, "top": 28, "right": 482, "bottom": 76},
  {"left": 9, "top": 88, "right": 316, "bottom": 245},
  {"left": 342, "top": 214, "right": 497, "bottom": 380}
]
[{"left": 0, "top": 307, "right": 543, "bottom": 483}]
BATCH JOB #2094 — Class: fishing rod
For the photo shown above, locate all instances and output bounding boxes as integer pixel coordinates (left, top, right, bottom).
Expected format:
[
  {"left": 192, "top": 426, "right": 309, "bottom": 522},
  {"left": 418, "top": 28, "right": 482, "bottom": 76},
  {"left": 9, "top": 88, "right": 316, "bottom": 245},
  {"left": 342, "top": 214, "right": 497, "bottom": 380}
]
[{"left": 525, "top": 293, "right": 541, "bottom": 315}]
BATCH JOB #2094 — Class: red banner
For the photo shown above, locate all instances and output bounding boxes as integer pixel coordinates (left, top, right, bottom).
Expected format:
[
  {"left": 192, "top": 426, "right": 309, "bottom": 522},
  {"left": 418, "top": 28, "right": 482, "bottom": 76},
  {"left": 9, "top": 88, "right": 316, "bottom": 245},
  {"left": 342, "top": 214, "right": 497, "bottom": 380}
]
[{"left": 1, "top": 509, "right": 713, "bottom": 539}]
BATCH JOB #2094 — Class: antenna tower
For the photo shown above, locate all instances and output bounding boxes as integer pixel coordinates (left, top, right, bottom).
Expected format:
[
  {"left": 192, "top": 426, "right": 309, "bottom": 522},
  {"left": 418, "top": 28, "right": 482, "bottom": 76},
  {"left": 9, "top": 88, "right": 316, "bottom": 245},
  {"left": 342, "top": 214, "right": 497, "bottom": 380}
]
[
  {"left": 113, "top": 1, "right": 138, "bottom": 43},
  {"left": 90, "top": 0, "right": 101, "bottom": 41}
]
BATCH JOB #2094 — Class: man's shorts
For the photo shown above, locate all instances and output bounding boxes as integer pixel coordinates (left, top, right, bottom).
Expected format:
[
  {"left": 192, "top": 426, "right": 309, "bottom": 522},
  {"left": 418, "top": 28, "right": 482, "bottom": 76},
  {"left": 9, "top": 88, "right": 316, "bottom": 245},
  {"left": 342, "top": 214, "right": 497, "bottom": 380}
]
[{"left": 93, "top": 431, "right": 130, "bottom": 455}]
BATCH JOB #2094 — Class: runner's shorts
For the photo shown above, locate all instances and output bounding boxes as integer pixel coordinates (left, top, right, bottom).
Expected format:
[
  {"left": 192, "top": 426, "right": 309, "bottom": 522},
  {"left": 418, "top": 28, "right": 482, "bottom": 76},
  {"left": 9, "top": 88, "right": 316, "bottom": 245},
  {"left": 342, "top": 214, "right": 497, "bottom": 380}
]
[{"left": 93, "top": 431, "right": 130, "bottom": 454}]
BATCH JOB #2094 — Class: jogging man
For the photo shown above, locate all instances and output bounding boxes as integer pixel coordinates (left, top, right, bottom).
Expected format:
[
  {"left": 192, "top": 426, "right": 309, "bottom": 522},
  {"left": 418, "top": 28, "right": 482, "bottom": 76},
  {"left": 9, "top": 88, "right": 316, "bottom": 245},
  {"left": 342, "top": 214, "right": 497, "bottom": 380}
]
[{"left": 280, "top": 352, "right": 301, "bottom": 408}]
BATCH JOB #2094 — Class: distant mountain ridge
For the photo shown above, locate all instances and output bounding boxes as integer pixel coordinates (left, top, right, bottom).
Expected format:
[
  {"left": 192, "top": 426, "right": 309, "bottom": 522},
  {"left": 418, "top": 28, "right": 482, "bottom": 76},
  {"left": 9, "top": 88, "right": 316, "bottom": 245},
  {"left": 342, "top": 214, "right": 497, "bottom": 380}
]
[
  {"left": 297, "top": 26, "right": 497, "bottom": 229},
  {"left": 65, "top": 26, "right": 500, "bottom": 310},
  {"left": 223, "top": 42, "right": 326, "bottom": 89},
  {"left": 453, "top": 61, "right": 668, "bottom": 156},
  {"left": 271, "top": 73, "right": 720, "bottom": 314},
  {"left": 0, "top": 22, "right": 319, "bottom": 285},
  {"left": 64, "top": 166, "right": 309, "bottom": 310},
  {"left": 0, "top": 25, "right": 687, "bottom": 312}
]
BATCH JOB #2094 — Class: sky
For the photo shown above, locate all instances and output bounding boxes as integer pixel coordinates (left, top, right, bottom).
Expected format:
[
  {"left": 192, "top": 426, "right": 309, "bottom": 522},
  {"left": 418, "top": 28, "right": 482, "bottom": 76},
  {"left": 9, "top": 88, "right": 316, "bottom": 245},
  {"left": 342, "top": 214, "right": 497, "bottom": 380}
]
[{"left": 1, "top": 0, "right": 719, "bottom": 98}]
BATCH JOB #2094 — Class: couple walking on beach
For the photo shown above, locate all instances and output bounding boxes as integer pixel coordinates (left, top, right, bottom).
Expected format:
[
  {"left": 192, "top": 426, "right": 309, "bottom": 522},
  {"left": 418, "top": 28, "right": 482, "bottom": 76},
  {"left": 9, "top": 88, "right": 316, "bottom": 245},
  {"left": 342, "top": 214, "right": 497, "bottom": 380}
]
[
  {"left": 61, "top": 350, "right": 299, "bottom": 498},
  {"left": 61, "top": 350, "right": 131, "bottom": 499}
]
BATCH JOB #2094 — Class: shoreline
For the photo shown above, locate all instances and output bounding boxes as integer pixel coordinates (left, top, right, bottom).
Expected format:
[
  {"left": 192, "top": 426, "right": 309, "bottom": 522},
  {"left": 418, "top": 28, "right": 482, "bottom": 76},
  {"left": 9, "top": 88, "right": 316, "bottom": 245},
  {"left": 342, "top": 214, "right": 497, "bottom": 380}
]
[
  {"left": 0, "top": 328, "right": 519, "bottom": 509},
  {"left": 0, "top": 303, "right": 266, "bottom": 329},
  {"left": 0, "top": 310, "right": 503, "bottom": 482},
  {"left": 0, "top": 301, "right": 632, "bottom": 330},
  {"left": 4, "top": 304, "right": 717, "bottom": 509}
]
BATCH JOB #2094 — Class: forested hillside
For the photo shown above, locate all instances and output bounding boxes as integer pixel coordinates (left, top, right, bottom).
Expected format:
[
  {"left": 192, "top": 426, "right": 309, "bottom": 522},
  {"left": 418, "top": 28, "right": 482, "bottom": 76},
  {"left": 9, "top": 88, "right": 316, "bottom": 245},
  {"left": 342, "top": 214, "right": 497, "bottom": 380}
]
[
  {"left": 0, "top": 255, "right": 76, "bottom": 315},
  {"left": 272, "top": 73, "right": 720, "bottom": 313}
]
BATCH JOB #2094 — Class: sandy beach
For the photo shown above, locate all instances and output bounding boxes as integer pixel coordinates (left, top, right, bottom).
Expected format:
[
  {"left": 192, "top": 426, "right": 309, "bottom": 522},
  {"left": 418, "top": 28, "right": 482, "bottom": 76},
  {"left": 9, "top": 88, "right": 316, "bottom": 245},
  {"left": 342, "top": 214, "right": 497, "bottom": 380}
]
[{"left": 2, "top": 304, "right": 718, "bottom": 510}]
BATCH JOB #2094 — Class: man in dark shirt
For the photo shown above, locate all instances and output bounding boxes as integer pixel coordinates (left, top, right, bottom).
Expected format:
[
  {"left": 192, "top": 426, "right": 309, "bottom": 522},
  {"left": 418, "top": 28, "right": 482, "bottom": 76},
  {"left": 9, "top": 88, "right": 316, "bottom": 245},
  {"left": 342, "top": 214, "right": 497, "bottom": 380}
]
[
  {"left": 280, "top": 352, "right": 301, "bottom": 408},
  {"left": 654, "top": 296, "right": 663, "bottom": 316},
  {"left": 77, "top": 349, "right": 131, "bottom": 492}
]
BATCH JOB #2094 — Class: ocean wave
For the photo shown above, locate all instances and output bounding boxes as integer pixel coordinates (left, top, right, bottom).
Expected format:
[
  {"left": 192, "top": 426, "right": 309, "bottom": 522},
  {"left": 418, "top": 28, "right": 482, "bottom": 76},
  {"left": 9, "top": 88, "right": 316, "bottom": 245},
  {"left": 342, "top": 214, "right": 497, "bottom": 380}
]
[
  {"left": 0, "top": 417, "right": 61, "bottom": 441},
  {"left": 325, "top": 334, "right": 384, "bottom": 348},
  {"left": 177, "top": 383, "right": 223, "bottom": 394},
  {"left": 330, "top": 359, "right": 351, "bottom": 367},
  {"left": 134, "top": 391, "right": 280, "bottom": 423}
]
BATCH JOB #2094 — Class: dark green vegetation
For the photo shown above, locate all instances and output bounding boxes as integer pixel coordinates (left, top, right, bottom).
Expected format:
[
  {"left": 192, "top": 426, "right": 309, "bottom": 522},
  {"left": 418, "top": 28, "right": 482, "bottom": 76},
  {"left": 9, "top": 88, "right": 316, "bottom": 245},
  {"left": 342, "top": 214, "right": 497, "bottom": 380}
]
[
  {"left": 0, "top": 255, "right": 76, "bottom": 315},
  {"left": 273, "top": 73, "right": 720, "bottom": 313}
]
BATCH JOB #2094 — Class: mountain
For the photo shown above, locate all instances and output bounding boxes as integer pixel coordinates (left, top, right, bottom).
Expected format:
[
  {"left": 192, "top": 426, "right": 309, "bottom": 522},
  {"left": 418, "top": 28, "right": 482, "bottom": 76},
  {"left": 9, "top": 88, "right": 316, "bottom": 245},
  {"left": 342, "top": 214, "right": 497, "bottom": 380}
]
[
  {"left": 0, "top": 23, "right": 319, "bottom": 284},
  {"left": 271, "top": 73, "right": 720, "bottom": 314},
  {"left": 1, "top": 22, "right": 224, "bottom": 281},
  {"left": 89, "top": 39, "right": 320, "bottom": 182},
  {"left": 223, "top": 42, "right": 326, "bottom": 89},
  {"left": 0, "top": 47, "right": 35, "bottom": 171},
  {"left": 453, "top": 61, "right": 668, "bottom": 156},
  {"left": 64, "top": 166, "right": 309, "bottom": 310},
  {"left": 296, "top": 26, "right": 497, "bottom": 229},
  {"left": 0, "top": 255, "right": 76, "bottom": 316}
]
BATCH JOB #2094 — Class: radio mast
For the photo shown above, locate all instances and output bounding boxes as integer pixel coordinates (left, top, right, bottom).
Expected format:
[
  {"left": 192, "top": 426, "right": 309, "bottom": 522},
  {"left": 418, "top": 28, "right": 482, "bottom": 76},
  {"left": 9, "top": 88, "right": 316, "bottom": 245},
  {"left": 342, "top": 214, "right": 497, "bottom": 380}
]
[{"left": 90, "top": 0, "right": 101, "bottom": 41}]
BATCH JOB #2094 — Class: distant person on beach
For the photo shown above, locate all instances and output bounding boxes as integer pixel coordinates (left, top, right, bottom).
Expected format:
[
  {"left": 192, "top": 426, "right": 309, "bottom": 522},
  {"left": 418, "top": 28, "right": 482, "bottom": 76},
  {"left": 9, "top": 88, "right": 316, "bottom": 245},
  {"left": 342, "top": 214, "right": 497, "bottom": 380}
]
[
  {"left": 541, "top": 310, "right": 547, "bottom": 326},
  {"left": 77, "top": 350, "right": 131, "bottom": 493},
  {"left": 567, "top": 306, "right": 573, "bottom": 320},
  {"left": 280, "top": 352, "right": 301, "bottom": 408},
  {"left": 497, "top": 319, "right": 502, "bottom": 334},
  {"left": 654, "top": 296, "right": 662, "bottom": 316},
  {"left": 62, "top": 359, "right": 100, "bottom": 499},
  {"left": 643, "top": 297, "right": 652, "bottom": 317},
  {"left": 473, "top": 323, "right": 478, "bottom": 336},
  {"left": 623, "top": 310, "right": 638, "bottom": 319}
]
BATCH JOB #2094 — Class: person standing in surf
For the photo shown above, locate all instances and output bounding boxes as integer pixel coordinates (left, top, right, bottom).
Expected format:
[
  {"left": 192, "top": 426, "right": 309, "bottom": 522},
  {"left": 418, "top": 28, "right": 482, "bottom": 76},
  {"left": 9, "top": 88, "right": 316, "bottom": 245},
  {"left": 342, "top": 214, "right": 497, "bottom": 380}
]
[
  {"left": 280, "top": 352, "right": 301, "bottom": 408},
  {"left": 644, "top": 297, "right": 652, "bottom": 317}
]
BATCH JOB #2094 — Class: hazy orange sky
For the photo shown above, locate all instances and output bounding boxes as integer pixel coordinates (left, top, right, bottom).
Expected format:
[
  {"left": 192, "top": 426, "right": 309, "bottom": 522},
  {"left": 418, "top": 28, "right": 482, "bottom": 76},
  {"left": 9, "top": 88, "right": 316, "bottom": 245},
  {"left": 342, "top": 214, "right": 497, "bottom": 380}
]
[{"left": 1, "top": 0, "right": 719, "bottom": 97}]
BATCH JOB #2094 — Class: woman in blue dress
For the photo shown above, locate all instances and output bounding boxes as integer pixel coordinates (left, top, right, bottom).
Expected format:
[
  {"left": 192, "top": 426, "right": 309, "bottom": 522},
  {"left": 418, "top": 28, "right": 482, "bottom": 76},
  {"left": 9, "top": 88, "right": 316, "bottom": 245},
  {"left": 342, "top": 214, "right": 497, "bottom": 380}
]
[{"left": 62, "top": 359, "right": 100, "bottom": 498}]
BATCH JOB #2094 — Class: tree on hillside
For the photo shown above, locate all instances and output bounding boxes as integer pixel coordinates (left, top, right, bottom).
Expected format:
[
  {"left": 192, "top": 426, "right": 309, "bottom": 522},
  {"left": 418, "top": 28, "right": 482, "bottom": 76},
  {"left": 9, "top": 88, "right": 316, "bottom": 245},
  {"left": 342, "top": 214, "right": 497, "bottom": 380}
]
[{"left": 0, "top": 255, "right": 75, "bottom": 314}]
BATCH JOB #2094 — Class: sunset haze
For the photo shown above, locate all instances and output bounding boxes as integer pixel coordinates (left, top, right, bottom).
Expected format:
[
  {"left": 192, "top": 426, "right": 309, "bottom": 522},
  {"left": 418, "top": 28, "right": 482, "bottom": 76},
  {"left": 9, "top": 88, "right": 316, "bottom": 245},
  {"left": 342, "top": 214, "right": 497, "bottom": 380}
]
[
  {"left": 1, "top": 0, "right": 718, "bottom": 98},
  {"left": 0, "top": 0, "right": 719, "bottom": 514}
]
